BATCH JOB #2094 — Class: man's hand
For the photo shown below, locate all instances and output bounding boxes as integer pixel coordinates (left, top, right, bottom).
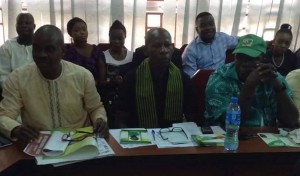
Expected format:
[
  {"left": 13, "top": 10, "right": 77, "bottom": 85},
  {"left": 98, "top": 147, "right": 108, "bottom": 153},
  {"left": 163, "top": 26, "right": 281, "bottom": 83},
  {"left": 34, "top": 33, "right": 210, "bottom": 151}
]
[
  {"left": 245, "top": 63, "right": 277, "bottom": 88},
  {"left": 256, "top": 63, "right": 277, "bottom": 83},
  {"left": 93, "top": 118, "right": 109, "bottom": 138},
  {"left": 11, "top": 125, "right": 39, "bottom": 143}
]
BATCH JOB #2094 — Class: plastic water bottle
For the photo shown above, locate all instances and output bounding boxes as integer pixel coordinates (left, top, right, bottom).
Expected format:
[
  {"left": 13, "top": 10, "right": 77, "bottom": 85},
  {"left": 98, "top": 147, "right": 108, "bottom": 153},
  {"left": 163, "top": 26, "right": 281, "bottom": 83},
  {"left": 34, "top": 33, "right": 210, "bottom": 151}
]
[{"left": 224, "top": 97, "right": 241, "bottom": 151}]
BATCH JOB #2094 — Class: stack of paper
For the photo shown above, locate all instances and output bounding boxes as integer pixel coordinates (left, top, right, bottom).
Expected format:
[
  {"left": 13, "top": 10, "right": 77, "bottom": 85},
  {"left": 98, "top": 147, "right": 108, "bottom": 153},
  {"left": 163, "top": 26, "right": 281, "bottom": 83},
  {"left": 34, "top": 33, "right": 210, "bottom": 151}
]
[
  {"left": 110, "top": 122, "right": 226, "bottom": 149},
  {"left": 258, "top": 133, "right": 300, "bottom": 147},
  {"left": 24, "top": 127, "right": 115, "bottom": 166},
  {"left": 35, "top": 137, "right": 114, "bottom": 166}
]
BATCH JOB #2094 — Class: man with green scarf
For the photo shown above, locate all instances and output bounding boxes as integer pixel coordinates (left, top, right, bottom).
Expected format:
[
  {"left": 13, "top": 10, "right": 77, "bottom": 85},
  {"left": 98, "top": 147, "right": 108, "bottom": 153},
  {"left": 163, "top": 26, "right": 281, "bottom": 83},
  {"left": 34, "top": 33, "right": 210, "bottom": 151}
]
[{"left": 116, "top": 28, "right": 199, "bottom": 128}]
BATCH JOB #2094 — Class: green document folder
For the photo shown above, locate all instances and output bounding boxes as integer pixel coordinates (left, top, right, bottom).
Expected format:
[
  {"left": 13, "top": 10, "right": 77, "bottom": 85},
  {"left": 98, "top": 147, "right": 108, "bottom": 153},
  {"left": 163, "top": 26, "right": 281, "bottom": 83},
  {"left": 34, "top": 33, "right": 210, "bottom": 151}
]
[
  {"left": 191, "top": 134, "right": 225, "bottom": 146},
  {"left": 120, "top": 129, "right": 151, "bottom": 144}
]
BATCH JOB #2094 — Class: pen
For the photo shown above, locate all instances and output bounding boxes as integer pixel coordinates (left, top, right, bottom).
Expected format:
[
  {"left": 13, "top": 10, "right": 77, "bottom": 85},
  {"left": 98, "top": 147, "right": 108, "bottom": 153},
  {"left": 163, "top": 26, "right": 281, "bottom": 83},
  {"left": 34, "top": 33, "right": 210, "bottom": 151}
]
[{"left": 152, "top": 130, "right": 155, "bottom": 141}]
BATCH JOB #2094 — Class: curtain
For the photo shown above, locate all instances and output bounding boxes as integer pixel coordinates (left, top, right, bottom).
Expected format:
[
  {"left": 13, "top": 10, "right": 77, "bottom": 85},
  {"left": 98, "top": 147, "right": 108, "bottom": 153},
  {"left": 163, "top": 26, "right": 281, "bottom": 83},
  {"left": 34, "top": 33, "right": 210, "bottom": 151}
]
[
  {"left": 1, "top": 0, "right": 300, "bottom": 51},
  {"left": 1, "top": 0, "right": 146, "bottom": 51}
]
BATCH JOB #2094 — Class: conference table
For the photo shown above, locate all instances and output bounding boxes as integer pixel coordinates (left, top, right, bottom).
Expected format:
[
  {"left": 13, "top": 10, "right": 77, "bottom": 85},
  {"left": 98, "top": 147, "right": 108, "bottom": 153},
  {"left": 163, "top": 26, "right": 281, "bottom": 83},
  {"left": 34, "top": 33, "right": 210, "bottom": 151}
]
[{"left": 0, "top": 127, "right": 300, "bottom": 176}]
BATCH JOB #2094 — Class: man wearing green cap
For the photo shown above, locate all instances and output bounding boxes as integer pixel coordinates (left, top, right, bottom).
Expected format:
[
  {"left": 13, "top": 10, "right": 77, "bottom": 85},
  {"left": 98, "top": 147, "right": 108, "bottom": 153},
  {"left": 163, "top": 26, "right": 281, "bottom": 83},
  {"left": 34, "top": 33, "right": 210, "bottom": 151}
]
[{"left": 204, "top": 34, "right": 298, "bottom": 127}]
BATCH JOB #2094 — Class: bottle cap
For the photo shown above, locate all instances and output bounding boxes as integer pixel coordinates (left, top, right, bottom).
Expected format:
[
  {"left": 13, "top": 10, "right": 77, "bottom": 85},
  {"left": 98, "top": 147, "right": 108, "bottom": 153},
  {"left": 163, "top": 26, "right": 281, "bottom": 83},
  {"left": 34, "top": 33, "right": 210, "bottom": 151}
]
[{"left": 230, "top": 97, "right": 238, "bottom": 103}]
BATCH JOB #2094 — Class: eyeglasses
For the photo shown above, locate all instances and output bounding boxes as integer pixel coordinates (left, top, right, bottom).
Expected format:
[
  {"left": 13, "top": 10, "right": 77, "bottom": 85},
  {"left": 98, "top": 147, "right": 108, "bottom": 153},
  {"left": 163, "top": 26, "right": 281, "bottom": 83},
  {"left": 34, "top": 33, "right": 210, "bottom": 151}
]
[
  {"left": 61, "top": 130, "right": 94, "bottom": 142},
  {"left": 159, "top": 127, "right": 188, "bottom": 140}
]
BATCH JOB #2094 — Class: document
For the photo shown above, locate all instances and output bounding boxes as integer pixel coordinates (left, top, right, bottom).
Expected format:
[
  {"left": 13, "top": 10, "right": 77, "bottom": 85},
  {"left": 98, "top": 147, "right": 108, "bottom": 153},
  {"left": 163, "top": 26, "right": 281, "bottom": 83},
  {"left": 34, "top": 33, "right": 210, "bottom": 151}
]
[
  {"left": 173, "top": 122, "right": 202, "bottom": 136},
  {"left": 110, "top": 123, "right": 226, "bottom": 149},
  {"left": 110, "top": 129, "right": 155, "bottom": 149},
  {"left": 191, "top": 134, "right": 225, "bottom": 146},
  {"left": 35, "top": 137, "right": 115, "bottom": 166},
  {"left": 24, "top": 127, "right": 115, "bottom": 165},
  {"left": 120, "top": 129, "right": 151, "bottom": 144},
  {"left": 24, "top": 131, "right": 52, "bottom": 156},
  {"left": 258, "top": 133, "right": 300, "bottom": 147},
  {"left": 43, "top": 131, "right": 70, "bottom": 156},
  {"left": 279, "top": 128, "right": 300, "bottom": 144}
]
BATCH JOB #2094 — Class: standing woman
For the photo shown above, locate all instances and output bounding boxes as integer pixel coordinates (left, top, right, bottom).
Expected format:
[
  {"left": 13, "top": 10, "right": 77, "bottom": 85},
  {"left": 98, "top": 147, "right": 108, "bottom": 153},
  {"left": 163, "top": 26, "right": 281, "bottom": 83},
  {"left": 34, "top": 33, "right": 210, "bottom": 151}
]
[
  {"left": 64, "top": 17, "right": 105, "bottom": 91},
  {"left": 101, "top": 20, "right": 133, "bottom": 128},
  {"left": 265, "top": 24, "right": 298, "bottom": 76}
]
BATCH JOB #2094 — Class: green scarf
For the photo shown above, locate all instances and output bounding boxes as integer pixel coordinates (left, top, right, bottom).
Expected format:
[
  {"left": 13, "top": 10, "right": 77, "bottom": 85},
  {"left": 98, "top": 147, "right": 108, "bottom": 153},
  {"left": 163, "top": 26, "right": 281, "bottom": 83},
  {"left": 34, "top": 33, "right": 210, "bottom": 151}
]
[{"left": 136, "top": 58, "right": 183, "bottom": 128}]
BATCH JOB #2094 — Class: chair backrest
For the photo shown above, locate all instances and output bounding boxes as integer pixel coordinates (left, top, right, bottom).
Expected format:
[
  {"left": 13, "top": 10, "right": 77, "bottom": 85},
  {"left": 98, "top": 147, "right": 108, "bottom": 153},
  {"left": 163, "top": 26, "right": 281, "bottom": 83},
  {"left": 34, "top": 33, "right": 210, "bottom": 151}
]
[
  {"left": 225, "top": 49, "right": 235, "bottom": 63},
  {"left": 179, "top": 44, "right": 188, "bottom": 54},
  {"left": 191, "top": 69, "right": 214, "bottom": 126}
]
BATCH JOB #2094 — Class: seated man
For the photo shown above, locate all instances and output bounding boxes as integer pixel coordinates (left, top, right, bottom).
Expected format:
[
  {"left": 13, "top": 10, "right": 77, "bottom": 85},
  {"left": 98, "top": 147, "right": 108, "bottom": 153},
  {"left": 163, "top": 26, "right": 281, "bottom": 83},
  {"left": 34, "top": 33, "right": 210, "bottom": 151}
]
[
  {"left": 0, "top": 13, "right": 36, "bottom": 100},
  {"left": 205, "top": 34, "right": 298, "bottom": 127},
  {"left": 116, "top": 27, "right": 199, "bottom": 128},
  {"left": 0, "top": 13, "right": 36, "bottom": 86},
  {"left": 182, "top": 12, "right": 238, "bottom": 77},
  {"left": 0, "top": 25, "right": 108, "bottom": 143}
]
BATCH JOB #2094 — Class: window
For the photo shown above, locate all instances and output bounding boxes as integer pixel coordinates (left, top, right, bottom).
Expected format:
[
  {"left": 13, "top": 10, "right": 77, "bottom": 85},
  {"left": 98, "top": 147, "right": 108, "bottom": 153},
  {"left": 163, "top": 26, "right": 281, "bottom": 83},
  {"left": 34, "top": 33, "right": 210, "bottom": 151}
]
[
  {"left": 22, "top": 1, "right": 28, "bottom": 13},
  {"left": 0, "top": 6, "right": 4, "bottom": 45},
  {"left": 145, "top": 13, "right": 163, "bottom": 33}
]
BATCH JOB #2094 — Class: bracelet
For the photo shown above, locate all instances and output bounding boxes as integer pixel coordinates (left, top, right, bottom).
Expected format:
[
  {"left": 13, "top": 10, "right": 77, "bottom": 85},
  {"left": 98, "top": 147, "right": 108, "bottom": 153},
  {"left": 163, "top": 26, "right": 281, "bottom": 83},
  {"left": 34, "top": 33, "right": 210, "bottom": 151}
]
[{"left": 274, "top": 83, "right": 286, "bottom": 93}]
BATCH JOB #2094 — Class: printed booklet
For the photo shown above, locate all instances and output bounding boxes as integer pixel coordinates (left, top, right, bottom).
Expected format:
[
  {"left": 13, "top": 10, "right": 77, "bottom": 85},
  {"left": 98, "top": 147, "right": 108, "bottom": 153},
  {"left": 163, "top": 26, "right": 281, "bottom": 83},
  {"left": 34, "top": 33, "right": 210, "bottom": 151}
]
[
  {"left": 191, "top": 134, "right": 225, "bottom": 146},
  {"left": 120, "top": 129, "right": 151, "bottom": 144},
  {"left": 258, "top": 133, "right": 300, "bottom": 147}
]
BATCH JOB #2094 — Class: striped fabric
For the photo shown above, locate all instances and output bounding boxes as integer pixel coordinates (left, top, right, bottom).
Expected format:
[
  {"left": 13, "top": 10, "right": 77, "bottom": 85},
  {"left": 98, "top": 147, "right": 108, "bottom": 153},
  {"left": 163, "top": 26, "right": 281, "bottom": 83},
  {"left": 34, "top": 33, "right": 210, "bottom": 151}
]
[{"left": 135, "top": 58, "right": 183, "bottom": 128}]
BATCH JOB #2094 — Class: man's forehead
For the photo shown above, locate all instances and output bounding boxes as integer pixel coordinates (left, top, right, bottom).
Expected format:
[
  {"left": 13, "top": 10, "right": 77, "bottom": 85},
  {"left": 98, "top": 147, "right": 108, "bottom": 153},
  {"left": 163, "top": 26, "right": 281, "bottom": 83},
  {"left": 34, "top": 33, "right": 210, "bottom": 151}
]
[
  {"left": 198, "top": 15, "right": 214, "bottom": 23},
  {"left": 150, "top": 31, "right": 170, "bottom": 40},
  {"left": 33, "top": 34, "right": 59, "bottom": 44},
  {"left": 149, "top": 36, "right": 171, "bottom": 44},
  {"left": 237, "top": 55, "right": 262, "bottom": 62},
  {"left": 17, "top": 14, "right": 33, "bottom": 21}
]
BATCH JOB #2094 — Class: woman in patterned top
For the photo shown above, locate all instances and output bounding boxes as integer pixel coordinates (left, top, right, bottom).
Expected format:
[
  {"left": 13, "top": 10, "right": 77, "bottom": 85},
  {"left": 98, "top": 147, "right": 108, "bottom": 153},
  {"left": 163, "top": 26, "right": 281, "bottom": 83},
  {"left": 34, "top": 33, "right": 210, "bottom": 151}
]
[{"left": 64, "top": 17, "right": 105, "bottom": 91}]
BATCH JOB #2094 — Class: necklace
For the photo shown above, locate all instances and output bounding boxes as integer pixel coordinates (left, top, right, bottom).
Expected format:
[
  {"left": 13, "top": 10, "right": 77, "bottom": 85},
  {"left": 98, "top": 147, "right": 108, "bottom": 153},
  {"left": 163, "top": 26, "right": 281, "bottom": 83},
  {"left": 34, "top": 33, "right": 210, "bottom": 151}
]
[{"left": 272, "top": 53, "right": 284, "bottom": 68}]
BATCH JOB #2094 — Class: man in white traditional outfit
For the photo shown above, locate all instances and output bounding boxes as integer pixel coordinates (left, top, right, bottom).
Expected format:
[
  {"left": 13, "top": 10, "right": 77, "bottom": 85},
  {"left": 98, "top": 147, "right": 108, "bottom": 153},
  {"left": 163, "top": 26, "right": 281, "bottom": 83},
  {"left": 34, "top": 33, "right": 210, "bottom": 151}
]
[
  {"left": 0, "top": 13, "right": 36, "bottom": 88},
  {"left": 0, "top": 25, "right": 108, "bottom": 144}
]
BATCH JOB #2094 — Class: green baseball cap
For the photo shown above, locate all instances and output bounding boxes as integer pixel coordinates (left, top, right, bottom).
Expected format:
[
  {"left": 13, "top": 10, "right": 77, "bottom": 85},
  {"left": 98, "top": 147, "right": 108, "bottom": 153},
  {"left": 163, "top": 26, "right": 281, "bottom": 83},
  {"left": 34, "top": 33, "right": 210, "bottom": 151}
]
[{"left": 232, "top": 34, "right": 267, "bottom": 58}]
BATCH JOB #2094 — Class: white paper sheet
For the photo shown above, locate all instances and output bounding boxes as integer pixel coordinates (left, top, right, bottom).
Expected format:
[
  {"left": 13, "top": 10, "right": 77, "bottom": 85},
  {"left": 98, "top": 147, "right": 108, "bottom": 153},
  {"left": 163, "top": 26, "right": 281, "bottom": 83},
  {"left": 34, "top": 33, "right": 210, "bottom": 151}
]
[{"left": 43, "top": 131, "right": 70, "bottom": 157}]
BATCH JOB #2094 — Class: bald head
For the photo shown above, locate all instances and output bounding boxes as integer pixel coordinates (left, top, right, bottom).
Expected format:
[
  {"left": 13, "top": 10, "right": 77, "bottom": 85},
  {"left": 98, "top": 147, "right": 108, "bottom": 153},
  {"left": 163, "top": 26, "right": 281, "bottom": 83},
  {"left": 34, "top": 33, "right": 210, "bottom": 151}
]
[
  {"left": 144, "top": 28, "right": 174, "bottom": 68},
  {"left": 34, "top": 25, "right": 64, "bottom": 45},
  {"left": 16, "top": 13, "right": 35, "bottom": 42},
  {"left": 32, "top": 25, "right": 65, "bottom": 80},
  {"left": 145, "top": 28, "right": 171, "bottom": 45},
  {"left": 16, "top": 13, "right": 34, "bottom": 24}
]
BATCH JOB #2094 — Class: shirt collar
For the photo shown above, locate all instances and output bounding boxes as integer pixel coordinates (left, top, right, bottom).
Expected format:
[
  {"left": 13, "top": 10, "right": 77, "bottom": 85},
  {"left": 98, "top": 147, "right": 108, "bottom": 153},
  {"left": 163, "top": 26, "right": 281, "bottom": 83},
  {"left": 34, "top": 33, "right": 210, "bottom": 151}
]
[{"left": 222, "top": 62, "right": 240, "bottom": 81}]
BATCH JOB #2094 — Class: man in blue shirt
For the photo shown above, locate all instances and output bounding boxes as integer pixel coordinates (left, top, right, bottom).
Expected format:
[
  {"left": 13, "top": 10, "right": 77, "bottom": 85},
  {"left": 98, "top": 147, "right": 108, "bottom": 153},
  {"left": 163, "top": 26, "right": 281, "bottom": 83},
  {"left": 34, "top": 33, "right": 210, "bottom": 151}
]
[{"left": 182, "top": 12, "right": 238, "bottom": 77}]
